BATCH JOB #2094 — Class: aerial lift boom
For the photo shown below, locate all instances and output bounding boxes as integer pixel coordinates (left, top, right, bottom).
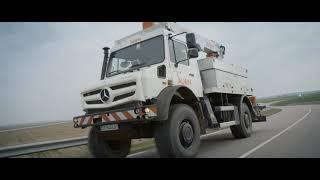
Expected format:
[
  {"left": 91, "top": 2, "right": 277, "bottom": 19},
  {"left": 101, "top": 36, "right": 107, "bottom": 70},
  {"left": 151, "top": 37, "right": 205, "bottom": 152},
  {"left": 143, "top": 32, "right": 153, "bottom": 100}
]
[{"left": 143, "top": 22, "right": 226, "bottom": 59}]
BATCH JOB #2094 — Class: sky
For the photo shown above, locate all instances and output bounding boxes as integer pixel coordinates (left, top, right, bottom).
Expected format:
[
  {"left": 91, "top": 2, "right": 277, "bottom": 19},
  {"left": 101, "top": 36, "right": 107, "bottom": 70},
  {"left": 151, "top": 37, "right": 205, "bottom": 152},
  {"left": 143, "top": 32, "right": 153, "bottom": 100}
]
[{"left": 1, "top": 22, "right": 320, "bottom": 126}]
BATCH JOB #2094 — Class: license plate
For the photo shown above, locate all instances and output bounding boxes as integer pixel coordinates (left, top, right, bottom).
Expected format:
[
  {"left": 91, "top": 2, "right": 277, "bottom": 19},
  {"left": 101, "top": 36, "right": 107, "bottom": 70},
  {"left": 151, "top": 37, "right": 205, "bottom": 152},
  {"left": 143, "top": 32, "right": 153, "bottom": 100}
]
[{"left": 100, "top": 124, "right": 119, "bottom": 132}]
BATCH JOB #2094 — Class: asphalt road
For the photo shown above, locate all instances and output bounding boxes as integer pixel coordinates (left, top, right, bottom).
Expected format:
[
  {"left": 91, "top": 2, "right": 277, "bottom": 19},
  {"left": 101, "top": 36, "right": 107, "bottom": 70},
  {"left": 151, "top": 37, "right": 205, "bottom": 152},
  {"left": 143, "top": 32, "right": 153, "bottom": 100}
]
[{"left": 129, "top": 104, "right": 320, "bottom": 158}]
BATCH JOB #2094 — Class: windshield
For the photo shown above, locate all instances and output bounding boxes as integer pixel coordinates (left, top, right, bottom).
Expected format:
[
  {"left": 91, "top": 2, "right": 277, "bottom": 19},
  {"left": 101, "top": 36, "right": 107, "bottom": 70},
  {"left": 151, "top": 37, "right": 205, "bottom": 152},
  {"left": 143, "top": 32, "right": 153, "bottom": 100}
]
[{"left": 106, "top": 35, "right": 165, "bottom": 76}]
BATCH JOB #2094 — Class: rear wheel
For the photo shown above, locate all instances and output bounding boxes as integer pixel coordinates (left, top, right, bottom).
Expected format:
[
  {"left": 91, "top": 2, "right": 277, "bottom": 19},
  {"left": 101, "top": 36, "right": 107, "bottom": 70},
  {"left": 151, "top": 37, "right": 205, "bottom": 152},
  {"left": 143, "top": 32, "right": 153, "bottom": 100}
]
[
  {"left": 230, "top": 103, "right": 252, "bottom": 138},
  {"left": 154, "top": 104, "right": 201, "bottom": 158},
  {"left": 88, "top": 126, "right": 131, "bottom": 158}
]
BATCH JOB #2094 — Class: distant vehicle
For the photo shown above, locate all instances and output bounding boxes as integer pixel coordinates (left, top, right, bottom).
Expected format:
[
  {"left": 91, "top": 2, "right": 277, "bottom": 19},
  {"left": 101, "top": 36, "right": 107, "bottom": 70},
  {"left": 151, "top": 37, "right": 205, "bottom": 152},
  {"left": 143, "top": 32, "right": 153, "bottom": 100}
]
[{"left": 73, "top": 22, "right": 266, "bottom": 158}]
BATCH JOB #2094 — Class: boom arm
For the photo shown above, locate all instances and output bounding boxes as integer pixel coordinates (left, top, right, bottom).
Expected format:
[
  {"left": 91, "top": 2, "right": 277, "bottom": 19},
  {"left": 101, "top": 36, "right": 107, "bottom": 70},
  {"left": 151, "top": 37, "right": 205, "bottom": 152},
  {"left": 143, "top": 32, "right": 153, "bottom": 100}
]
[{"left": 160, "top": 22, "right": 226, "bottom": 59}]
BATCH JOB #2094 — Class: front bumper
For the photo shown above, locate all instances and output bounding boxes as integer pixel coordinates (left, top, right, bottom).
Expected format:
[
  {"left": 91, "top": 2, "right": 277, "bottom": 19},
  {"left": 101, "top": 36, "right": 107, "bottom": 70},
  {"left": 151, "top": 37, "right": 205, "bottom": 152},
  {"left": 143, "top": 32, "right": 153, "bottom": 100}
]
[{"left": 73, "top": 105, "right": 157, "bottom": 128}]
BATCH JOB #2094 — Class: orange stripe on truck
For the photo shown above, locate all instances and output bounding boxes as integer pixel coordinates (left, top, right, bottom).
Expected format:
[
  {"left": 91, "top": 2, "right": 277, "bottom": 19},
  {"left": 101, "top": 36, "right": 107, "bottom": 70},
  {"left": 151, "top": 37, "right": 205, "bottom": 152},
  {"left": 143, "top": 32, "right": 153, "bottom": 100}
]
[
  {"left": 79, "top": 117, "right": 85, "bottom": 126},
  {"left": 149, "top": 106, "right": 157, "bottom": 114},
  {"left": 112, "top": 112, "right": 121, "bottom": 122},
  {"left": 87, "top": 116, "right": 93, "bottom": 125},
  {"left": 101, "top": 114, "right": 110, "bottom": 122},
  {"left": 123, "top": 111, "right": 133, "bottom": 120},
  {"left": 139, "top": 111, "right": 145, "bottom": 116}
]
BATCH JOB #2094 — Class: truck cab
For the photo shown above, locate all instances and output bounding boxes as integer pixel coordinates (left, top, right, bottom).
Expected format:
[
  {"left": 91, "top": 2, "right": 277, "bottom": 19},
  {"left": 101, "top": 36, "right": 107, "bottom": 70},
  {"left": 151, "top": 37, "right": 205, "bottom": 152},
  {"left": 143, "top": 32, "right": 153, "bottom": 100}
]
[
  {"left": 80, "top": 23, "right": 203, "bottom": 112},
  {"left": 73, "top": 22, "right": 266, "bottom": 158}
]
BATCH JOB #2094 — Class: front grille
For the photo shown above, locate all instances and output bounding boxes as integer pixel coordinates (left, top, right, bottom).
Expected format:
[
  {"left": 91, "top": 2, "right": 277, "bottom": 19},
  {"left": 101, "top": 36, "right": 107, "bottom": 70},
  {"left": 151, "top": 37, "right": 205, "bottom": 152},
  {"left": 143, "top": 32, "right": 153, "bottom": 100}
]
[
  {"left": 86, "top": 100, "right": 103, "bottom": 104},
  {"left": 113, "top": 92, "right": 135, "bottom": 102},
  {"left": 83, "top": 89, "right": 101, "bottom": 97},
  {"left": 110, "top": 82, "right": 136, "bottom": 90},
  {"left": 86, "top": 101, "right": 143, "bottom": 114}
]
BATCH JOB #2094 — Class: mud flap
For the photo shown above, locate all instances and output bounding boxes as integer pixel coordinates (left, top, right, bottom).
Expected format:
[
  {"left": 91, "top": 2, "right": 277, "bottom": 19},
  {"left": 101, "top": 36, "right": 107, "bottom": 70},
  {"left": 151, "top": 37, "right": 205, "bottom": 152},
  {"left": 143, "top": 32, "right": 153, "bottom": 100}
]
[
  {"left": 253, "top": 115, "right": 267, "bottom": 122},
  {"left": 252, "top": 106, "right": 267, "bottom": 122},
  {"left": 252, "top": 104, "right": 267, "bottom": 122}
]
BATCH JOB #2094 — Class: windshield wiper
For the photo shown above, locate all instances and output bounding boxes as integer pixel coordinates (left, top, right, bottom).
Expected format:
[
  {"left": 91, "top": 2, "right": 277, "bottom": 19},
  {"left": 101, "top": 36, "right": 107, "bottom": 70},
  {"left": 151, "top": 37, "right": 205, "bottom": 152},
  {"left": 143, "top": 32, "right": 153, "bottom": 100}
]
[
  {"left": 108, "top": 70, "right": 120, "bottom": 75},
  {"left": 107, "top": 63, "right": 146, "bottom": 76},
  {"left": 130, "top": 62, "right": 146, "bottom": 69}
]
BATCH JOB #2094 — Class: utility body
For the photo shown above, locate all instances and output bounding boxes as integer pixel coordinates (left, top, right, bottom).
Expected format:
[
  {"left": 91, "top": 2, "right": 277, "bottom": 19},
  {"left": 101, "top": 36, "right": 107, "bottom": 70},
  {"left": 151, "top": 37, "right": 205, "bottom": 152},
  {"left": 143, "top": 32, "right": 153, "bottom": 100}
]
[{"left": 73, "top": 22, "right": 266, "bottom": 158}]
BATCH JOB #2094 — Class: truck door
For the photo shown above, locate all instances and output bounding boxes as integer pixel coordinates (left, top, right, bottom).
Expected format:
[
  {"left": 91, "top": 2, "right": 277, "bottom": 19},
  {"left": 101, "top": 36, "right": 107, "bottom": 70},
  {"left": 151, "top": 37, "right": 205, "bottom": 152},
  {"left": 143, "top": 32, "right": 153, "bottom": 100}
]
[{"left": 168, "top": 38, "right": 203, "bottom": 97}]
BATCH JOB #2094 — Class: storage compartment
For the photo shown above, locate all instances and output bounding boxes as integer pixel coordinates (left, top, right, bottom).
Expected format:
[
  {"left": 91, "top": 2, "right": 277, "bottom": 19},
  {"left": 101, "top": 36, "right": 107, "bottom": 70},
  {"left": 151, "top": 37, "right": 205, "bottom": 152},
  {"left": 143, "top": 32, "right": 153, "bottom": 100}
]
[{"left": 197, "top": 58, "right": 253, "bottom": 95}]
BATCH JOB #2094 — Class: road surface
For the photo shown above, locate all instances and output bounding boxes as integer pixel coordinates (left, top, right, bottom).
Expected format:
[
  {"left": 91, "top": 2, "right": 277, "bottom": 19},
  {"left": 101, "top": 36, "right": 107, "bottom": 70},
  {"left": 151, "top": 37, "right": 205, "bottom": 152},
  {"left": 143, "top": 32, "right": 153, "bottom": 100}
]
[{"left": 129, "top": 104, "right": 320, "bottom": 158}]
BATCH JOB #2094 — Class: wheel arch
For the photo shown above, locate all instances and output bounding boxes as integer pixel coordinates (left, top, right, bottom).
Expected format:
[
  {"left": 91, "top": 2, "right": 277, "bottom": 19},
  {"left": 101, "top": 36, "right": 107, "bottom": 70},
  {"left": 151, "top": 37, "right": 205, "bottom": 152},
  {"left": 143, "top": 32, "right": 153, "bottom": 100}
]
[
  {"left": 156, "top": 85, "right": 200, "bottom": 120},
  {"left": 156, "top": 85, "right": 206, "bottom": 134},
  {"left": 242, "top": 95, "right": 257, "bottom": 119},
  {"left": 229, "top": 94, "right": 257, "bottom": 119}
]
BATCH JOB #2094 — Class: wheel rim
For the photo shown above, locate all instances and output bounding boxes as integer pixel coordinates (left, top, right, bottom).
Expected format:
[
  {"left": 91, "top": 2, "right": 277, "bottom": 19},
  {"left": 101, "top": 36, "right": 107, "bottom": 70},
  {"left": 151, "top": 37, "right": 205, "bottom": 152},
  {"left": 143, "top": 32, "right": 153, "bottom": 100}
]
[
  {"left": 244, "top": 112, "right": 250, "bottom": 128},
  {"left": 179, "top": 120, "right": 194, "bottom": 148}
]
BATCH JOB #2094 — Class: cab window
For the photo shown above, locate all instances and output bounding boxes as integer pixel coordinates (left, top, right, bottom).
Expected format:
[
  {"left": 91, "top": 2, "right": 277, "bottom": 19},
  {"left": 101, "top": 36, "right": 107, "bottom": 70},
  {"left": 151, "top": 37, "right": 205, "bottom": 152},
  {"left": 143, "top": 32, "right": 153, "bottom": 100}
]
[{"left": 169, "top": 39, "right": 189, "bottom": 66}]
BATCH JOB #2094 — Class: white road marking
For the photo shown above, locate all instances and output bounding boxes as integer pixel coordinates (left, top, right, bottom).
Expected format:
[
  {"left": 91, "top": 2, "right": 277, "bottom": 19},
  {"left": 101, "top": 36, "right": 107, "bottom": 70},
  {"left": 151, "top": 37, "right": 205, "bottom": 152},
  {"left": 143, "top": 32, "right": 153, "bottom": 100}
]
[
  {"left": 127, "top": 129, "right": 225, "bottom": 158},
  {"left": 0, "top": 121, "right": 70, "bottom": 133},
  {"left": 200, "top": 129, "right": 227, "bottom": 139},
  {"left": 128, "top": 149, "right": 153, "bottom": 158},
  {"left": 238, "top": 108, "right": 312, "bottom": 158}
]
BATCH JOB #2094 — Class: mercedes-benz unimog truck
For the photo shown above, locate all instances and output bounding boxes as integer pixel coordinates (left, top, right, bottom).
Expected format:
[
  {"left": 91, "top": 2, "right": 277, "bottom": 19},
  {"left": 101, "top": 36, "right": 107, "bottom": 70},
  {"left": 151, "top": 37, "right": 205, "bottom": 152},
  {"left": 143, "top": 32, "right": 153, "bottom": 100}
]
[{"left": 73, "top": 22, "right": 266, "bottom": 158}]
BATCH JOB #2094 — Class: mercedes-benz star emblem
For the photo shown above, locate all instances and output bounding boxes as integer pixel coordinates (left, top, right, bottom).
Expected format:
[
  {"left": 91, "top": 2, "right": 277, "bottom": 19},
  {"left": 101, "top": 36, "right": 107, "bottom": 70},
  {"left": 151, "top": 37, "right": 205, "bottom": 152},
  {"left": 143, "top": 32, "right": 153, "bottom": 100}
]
[{"left": 100, "top": 89, "right": 110, "bottom": 103}]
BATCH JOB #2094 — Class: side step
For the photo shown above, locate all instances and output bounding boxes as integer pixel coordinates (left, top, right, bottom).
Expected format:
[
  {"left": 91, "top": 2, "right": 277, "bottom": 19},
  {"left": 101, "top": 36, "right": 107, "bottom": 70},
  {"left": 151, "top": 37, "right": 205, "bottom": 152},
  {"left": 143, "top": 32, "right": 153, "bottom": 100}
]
[
  {"left": 201, "top": 96, "right": 218, "bottom": 128},
  {"left": 214, "top": 105, "right": 240, "bottom": 128},
  {"left": 214, "top": 106, "right": 234, "bottom": 112},
  {"left": 253, "top": 114, "right": 267, "bottom": 122},
  {"left": 201, "top": 96, "right": 240, "bottom": 129},
  {"left": 219, "top": 121, "right": 237, "bottom": 128}
]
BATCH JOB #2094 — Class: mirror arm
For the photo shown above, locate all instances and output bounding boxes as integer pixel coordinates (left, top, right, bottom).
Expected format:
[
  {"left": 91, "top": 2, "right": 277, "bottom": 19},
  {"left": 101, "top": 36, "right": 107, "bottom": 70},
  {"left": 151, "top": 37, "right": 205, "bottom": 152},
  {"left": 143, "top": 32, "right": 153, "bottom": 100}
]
[
  {"left": 174, "top": 58, "right": 189, "bottom": 68},
  {"left": 172, "top": 40, "right": 177, "bottom": 64},
  {"left": 169, "top": 32, "right": 187, "bottom": 39}
]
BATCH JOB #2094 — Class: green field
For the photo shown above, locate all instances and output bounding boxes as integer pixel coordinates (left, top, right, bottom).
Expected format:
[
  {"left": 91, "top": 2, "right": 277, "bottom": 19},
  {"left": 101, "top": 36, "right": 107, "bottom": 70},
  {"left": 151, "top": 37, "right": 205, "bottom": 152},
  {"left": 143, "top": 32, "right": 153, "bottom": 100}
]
[{"left": 258, "top": 90, "right": 320, "bottom": 106}]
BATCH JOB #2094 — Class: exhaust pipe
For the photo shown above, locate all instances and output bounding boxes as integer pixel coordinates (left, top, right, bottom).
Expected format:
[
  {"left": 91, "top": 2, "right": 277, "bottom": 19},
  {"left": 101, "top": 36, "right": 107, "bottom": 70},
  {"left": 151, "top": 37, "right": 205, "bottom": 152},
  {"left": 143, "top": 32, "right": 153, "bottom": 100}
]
[{"left": 100, "top": 47, "right": 110, "bottom": 80}]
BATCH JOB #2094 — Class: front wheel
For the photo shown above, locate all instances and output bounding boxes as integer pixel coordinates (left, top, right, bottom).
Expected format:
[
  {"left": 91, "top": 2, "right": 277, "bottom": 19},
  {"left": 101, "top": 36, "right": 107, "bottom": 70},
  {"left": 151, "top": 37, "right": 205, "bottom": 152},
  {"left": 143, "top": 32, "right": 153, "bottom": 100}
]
[
  {"left": 88, "top": 126, "right": 131, "bottom": 158},
  {"left": 154, "top": 104, "right": 201, "bottom": 158},
  {"left": 230, "top": 103, "right": 252, "bottom": 138}
]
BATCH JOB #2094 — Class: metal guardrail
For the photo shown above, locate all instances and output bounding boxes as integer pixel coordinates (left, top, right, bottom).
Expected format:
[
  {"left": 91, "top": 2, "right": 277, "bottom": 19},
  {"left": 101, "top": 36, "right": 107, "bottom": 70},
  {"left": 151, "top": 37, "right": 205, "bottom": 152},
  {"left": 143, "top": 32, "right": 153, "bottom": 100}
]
[{"left": 0, "top": 136, "right": 88, "bottom": 158}]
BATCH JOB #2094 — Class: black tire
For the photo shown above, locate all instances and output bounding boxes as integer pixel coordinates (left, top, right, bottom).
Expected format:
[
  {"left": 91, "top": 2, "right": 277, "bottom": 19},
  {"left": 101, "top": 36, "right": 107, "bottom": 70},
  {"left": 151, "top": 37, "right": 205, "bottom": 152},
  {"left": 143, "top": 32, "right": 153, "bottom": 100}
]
[
  {"left": 88, "top": 126, "right": 131, "bottom": 158},
  {"left": 154, "top": 104, "right": 201, "bottom": 158},
  {"left": 230, "top": 103, "right": 252, "bottom": 138}
]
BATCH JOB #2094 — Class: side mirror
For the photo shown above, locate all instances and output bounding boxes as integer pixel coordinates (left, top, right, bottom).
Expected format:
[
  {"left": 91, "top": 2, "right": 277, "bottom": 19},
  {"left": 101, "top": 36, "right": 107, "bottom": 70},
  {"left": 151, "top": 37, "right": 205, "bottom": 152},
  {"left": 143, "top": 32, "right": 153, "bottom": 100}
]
[
  {"left": 220, "top": 45, "right": 225, "bottom": 55},
  {"left": 186, "top": 33, "right": 197, "bottom": 49},
  {"left": 188, "top": 48, "right": 199, "bottom": 59}
]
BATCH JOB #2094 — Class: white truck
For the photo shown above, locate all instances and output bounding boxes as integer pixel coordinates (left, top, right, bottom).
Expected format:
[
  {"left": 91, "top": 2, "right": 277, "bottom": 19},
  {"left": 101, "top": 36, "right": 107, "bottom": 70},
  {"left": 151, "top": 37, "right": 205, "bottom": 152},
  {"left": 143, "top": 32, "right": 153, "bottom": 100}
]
[{"left": 73, "top": 22, "right": 266, "bottom": 158}]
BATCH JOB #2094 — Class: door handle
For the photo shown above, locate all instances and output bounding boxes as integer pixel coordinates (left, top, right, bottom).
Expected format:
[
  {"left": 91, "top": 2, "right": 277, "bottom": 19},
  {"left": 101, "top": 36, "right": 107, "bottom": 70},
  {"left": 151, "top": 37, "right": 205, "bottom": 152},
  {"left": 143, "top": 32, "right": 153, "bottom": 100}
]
[{"left": 189, "top": 73, "right": 194, "bottom": 77}]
